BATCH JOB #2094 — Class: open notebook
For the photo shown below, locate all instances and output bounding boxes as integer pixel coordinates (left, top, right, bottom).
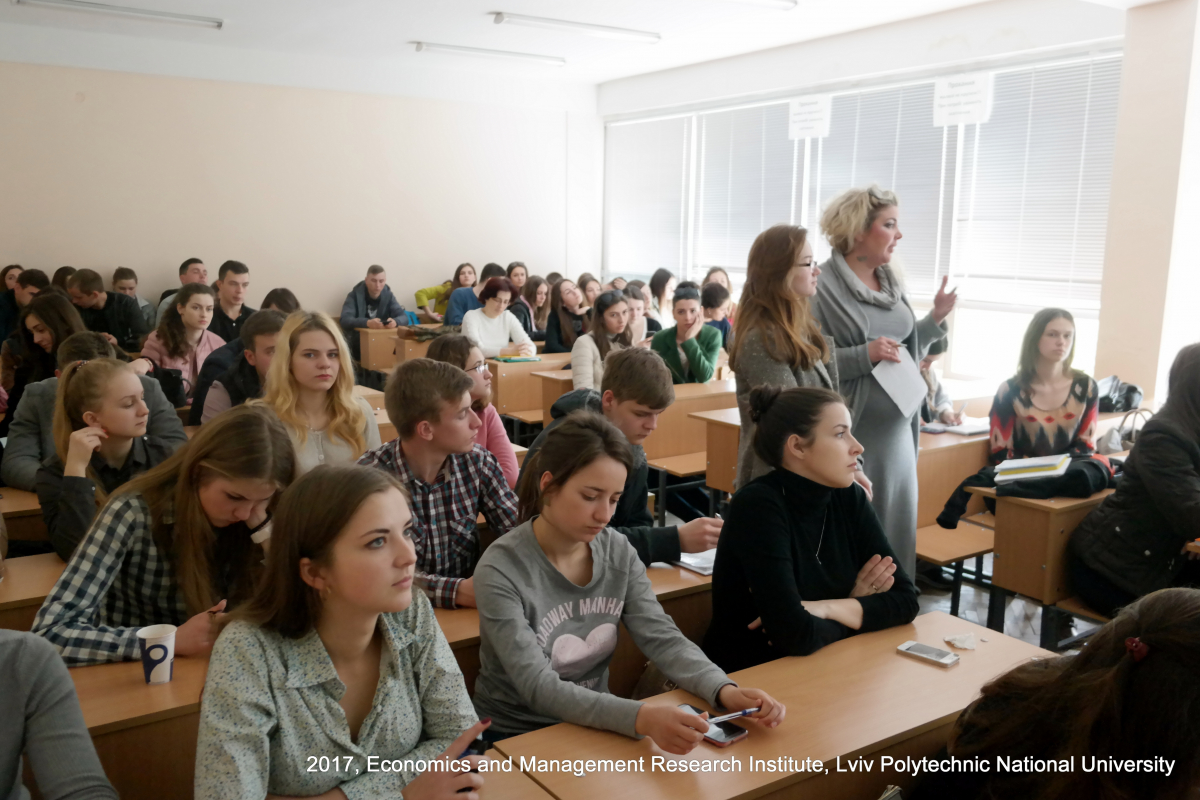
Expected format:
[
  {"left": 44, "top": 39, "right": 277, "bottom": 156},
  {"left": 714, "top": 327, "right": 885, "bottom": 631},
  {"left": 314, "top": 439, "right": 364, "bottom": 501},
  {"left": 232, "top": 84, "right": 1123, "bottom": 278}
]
[{"left": 668, "top": 549, "right": 716, "bottom": 576}]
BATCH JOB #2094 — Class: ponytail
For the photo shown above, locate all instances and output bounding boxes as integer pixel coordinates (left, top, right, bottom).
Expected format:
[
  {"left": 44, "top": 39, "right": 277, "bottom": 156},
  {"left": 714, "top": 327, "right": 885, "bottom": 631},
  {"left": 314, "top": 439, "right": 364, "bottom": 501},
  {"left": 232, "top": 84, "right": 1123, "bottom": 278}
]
[
  {"left": 53, "top": 357, "right": 136, "bottom": 507},
  {"left": 517, "top": 411, "right": 633, "bottom": 523}
]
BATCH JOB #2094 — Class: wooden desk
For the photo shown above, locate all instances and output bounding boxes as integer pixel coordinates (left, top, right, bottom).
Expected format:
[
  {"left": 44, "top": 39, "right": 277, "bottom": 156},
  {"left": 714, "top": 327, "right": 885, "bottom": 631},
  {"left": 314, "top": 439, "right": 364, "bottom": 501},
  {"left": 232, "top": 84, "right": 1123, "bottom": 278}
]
[
  {"left": 357, "top": 324, "right": 441, "bottom": 371},
  {"left": 436, "top": 566, "right": 712, "bottom": 700},
  {"left": 72, "top": 657, "right": 208, "bottom": 800},
  {"left": 2, "top": 488, "right": 47, "bottom": 542},
  {"left": 916, "top": 432, "right": 989, "bottom": 527},
  {"left": 375, "top": 408, "right": 397, "bottom": 443},
  {"left": 689, "top": 408, "right": 740, "bottom": 494},
  {"left": 481, "top": 753, "right": 556, "bottom": 799},
  {"left": 643, "top": 380, "right": 736, "bottom": 462},
  {"left": 534, "top": 368, "right": 575, "bottom": 424},
  {"left": 0, "top": 553, "right": 64, "bottom": 630},
  {"left": 353, "top": 384, "right": 386, "bottom": 410},
  {"left": 494, "top": 612, "right": 1047, "bottom": 800},
  {"left": 488, "top": 354, "right": 571, "bottom": 416},
  {"left": 1188, "top": 540, "right": 1200, "bottom": 555}
]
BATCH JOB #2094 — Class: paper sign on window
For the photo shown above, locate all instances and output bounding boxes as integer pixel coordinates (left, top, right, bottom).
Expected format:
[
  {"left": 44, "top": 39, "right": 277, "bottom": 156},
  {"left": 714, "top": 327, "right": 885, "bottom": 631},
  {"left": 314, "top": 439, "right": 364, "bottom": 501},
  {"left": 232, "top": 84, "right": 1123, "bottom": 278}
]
[
  {"left": 788, "top": 95, "right": 831, "bottom": 139},
  {"left": 933, "top": 73, "right": 994, "bottom": 126}
]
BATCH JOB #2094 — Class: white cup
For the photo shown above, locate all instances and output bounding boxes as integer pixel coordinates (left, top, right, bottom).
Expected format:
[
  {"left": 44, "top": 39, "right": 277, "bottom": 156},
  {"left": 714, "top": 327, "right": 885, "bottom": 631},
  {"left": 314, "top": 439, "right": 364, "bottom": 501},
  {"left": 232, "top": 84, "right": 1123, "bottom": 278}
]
[{"left": 136, "top": 624, "right": 177, "bottom": 685}]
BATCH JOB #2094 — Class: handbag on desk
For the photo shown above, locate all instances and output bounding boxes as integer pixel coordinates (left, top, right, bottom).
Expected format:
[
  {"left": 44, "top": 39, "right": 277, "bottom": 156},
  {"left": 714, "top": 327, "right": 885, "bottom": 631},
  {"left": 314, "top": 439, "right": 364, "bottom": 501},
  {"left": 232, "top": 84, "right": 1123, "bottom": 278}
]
[{"left": 1097, "top": 408, "right": 1153, "bottom": 455}]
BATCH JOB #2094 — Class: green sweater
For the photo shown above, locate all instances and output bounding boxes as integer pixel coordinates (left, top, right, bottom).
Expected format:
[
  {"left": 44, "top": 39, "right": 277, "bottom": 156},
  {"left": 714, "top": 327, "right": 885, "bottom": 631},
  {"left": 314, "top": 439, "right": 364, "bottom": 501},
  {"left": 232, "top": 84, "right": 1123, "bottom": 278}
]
[{"left": 650, "top": 324, "right": 722, "bottom": 384}]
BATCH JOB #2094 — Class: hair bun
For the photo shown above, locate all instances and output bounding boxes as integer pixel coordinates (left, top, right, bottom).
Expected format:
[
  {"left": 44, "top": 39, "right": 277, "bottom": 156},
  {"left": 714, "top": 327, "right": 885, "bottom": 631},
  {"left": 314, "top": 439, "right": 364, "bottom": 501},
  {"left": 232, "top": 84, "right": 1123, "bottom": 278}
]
[{"left": 748, "top": 385, "right": 782, "bottom": 424}]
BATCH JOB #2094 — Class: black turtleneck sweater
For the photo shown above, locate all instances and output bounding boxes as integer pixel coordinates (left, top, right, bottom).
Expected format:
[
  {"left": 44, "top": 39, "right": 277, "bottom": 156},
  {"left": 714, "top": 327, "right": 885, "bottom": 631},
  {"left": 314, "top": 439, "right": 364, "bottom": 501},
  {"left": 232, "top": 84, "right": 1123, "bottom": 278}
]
[{"left": 702, "top": 468, "right": 919, "bottom": 673}]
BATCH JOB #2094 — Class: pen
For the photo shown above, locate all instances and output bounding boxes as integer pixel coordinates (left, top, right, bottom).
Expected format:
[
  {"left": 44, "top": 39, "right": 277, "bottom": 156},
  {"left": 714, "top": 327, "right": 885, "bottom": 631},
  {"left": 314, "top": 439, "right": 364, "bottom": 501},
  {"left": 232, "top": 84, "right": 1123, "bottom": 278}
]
[{"left": 707, "top": 707, "right": 762, "bottom": 725}]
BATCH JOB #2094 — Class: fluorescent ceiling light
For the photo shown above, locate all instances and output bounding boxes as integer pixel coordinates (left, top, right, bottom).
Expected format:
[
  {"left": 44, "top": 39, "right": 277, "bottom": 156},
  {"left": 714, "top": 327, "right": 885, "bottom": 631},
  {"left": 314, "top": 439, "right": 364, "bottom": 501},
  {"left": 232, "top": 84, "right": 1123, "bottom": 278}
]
[
  {"left": 492, "top": 12, "right": 660, "bottom": 44},
  {"left": 13, "top": 0, "right": 223, "bottom": 28},
  {"left": 413, "top": 41, "right": 565, "bottom": 66},
  {"left": 724, "top": 0, "right": 798, "bottom": 8}
]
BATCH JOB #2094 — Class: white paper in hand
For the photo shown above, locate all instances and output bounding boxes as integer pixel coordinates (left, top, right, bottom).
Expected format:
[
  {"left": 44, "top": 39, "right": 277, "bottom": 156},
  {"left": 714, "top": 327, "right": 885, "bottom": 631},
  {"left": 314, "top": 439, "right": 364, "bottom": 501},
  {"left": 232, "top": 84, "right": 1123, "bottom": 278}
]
[{"left": 871, "top": 347, "right": 927, "bottom": 418}]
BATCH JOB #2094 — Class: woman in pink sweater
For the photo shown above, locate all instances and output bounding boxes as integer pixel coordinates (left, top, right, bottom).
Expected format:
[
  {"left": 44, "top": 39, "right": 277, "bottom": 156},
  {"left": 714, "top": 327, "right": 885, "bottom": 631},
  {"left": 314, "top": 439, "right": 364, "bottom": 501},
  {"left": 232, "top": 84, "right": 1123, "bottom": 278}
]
[
  {"left": 426, "top": 333, "right": 519, "bottom": 488},
  {"left": 140, "top": 283, "right": 225, "bottom": 404}
]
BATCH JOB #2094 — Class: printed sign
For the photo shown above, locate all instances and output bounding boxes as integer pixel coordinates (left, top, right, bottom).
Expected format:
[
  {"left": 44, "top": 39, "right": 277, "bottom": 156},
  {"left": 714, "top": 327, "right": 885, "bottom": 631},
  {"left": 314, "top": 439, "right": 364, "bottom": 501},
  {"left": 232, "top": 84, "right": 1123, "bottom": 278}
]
[
  {"left": 788, "top": 94, "right": 832, "bottom": 139},
  {"left": 934, "top": 72, "right": 994, "bottom": 126}
]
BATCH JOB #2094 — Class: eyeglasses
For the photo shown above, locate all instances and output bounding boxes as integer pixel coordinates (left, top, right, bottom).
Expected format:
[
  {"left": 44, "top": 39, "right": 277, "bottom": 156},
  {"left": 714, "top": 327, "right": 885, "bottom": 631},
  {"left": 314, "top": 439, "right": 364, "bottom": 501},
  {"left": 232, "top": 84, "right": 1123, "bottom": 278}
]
[{"left": 466, "top": 361, "right": 489, "bottom": 375}]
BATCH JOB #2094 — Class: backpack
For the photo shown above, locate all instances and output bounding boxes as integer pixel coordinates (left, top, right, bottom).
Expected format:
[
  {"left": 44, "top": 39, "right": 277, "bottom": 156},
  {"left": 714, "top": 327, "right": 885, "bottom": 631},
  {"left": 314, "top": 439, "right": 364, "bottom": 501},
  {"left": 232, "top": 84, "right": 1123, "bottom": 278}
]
[{"left": 1096, "top": 375, "right": 1144, "bottom": 413}]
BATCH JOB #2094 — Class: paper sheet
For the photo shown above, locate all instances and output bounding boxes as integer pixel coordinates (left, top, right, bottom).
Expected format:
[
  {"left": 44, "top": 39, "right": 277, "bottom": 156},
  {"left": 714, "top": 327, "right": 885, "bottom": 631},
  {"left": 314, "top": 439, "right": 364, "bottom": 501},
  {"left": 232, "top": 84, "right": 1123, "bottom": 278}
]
[
  {"left": 871, "top": 347, "right": 928, "bottom": 419},
  {"left": 671, "top": 549, "right": 716, "bottom": 576}
]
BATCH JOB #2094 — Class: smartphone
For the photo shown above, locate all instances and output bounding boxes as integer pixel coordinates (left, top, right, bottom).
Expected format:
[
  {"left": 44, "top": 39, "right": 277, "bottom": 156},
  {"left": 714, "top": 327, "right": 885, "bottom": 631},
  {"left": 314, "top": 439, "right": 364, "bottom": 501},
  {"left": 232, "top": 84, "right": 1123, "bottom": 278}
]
[
  {"left": 897, "top": 640, "right": 960, "bottom": 667},
  {"left": 678, "top": 703, "right": 748, "bottom": 747}
]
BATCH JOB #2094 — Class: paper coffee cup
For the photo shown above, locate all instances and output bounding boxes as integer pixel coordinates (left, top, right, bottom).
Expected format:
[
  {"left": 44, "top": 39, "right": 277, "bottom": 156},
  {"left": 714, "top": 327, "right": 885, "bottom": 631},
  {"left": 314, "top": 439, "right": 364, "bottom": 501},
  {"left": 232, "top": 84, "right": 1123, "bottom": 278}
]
[{"left": 137, "top": 624, "right": 177, "bottom": 685}]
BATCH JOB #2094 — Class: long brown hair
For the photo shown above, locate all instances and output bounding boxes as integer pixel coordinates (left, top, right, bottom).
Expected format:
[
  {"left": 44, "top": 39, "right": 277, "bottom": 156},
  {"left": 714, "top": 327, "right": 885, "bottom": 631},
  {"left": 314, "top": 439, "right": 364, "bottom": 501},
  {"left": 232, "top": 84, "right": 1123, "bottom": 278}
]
[
  {"left": 229, "top": 465, "right": 410, "bottom": 638},
  {"left": 155, "top": 283, "right": 216, "bottom": 359},
  {"left": 523, "top": 276, "right": 551, "bottom": 330},
  {"left": 53, "top": 357, "right": 136, "bottom": 507},
  {"left": 117, "top": 404, "right": 294, "bottom": 615},
  {"left": 589, "top": 290, "right": 633, "bottom": 362},
  {"left": 19, "top": 290, "right": 87, "bottom": 377},
  {"left": 948, "top": 587, "right": 1200, "bottom": 800},
  {"left": 516, "top": 410, "right": 633, "bottom": 522},
  {"left": 1016, "top": 308, "right": 1079, "bottom": 391},
  {"left": 440, "top": 262, "right": 476, "bottom": 304},
  {"left": 550, "top": 280, "right": 588, "bottom": 349},
  {"left": 730, "top": 224, "right": 829, "bottom": 373}
]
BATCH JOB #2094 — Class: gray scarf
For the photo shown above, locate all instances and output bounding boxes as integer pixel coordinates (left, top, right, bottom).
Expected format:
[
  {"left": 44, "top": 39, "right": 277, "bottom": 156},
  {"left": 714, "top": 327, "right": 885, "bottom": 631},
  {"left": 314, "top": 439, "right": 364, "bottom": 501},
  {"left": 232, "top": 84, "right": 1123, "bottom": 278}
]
[{"left": 829, "top": 250, "right": 903, "bottom": 310}]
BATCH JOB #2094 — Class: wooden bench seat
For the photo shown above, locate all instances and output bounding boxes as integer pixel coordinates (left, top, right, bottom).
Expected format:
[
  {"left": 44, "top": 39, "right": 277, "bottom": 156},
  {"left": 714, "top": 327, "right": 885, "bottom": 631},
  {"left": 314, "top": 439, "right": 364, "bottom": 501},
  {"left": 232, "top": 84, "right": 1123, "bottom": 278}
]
[
  {"left": 915, "top": 522, "right": 994, "bottom": 618},
  {"left": 965, "top": 511, "right": 995, "bottom": 529}
]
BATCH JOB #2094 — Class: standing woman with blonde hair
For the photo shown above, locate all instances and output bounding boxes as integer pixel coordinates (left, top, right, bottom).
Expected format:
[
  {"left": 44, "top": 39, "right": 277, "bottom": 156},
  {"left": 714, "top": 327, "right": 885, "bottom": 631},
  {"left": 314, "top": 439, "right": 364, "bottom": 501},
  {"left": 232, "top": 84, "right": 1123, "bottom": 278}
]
[
  {"left": 811, "top": 186, "right": 956, "bottom": 578},
  {"left": 258, "top": 311, "right": 381, "bottom": 476},
  {"left": 32, "top": 404, "right": 295, "bottom": 665}
]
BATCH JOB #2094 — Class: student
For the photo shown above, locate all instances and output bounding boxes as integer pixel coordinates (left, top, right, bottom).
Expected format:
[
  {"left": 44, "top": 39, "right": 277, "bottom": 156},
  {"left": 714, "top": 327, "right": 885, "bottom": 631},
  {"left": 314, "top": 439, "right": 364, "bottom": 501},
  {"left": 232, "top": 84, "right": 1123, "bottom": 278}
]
[
  {"left": 199, "top": 309, "right": 285, "bottom": 424},
  {"left": 522, "top": 347, "right": 723, "bottom": 565},
  {"left": 0, "top": 627, "right": 117, "bottom": 800},
  {"left": 112, "top": 266, "right": 155, "bottom": 330},
  {"left": 140, "top": 283, "right": 225, "bottom": 403},
  {"left": 571, "top": 290, "right": 631, "bottom": 390},
  {"left": 415, "top": 262, "right": 475, "bottom": 323},
  {"left": 650, "top": 286, "right": 722, "bottom": 384},
  {"left": 445, "top": 263, "right": 505, "bottom": 326},
  {"left": 65, "top": 268, "right": 148, "bottom": 352},
  {"left": 208, "top": 260, "right": 257, "bottom": 342},
  {"left": 52, "top": 267, "right": 76, "bottom": 291},
  {"left": 811, "top": 186, "right": 953, "bottom": 578},
  {"left": 0, "top": 267, "right": 48, "bottom": 343},
  {"left": 427, "top": 333, "right": 520, "bottom": 488},
  {"left": 545, "top": 271, "right": 564, "bottom": 286},
  {"left": 576, "top": 272, "right": 601, "bottom": 309},
  {"left": 4, "top": 331, "right": 187, "bottom": 492},
  {"left": 701, "top": 281, "right": 733, "bottom": 349},
  {"left": 989, "top": 308, "right": 1099, "bottom": 465},
  {"left": 543, "top": 279, "right": 588, "bottom": 354},
  {"left": 340, "top": 264, "right": 406, "bottom": 361},
  {"left": 1068, "top": 343, "right": 1200, "bottom": 618},
  {"left": 259, "top": 311, "right": 380, "bottom": 475},
  {"left": 0, "top": 291, "right": 87, "bottom": 439},
  {"left": 911, "top": 587, "right": 1200, "bottom": 800},
  {"left": 624, "top": 282, "right": 661, "bottom": 338},
  {"left": 473, "top": 412, "right": 784, "bottom": 746},
  {"left": 919, "top": 339, "right": 962, "bottom": 425},
  {"left": 506, "top": 261, "right": 528, "bottom": 294},
  {"left": 357, "top": 358, "right": 519, "bottom": 609},
  {"left": 194, "top": 465, "right": 486, "bottom": 800},
  {"left": 702, "top": 386, "right": 918, "bottom": 672},
  {"left": 156, "top": 257, "right": 207, "bottom": 324},
  {"left": 1, "top": 264, "right": 22, "bottom": 292},
  {"left": 703, "top": 266, "right": 738, "bottom": 323},
  {"left": 37, "top": 358, "right": 174, "bottom": 560},
  {"left": 32, "top": 405, "right": 294, "bottom": 665},
  {"left": 520, "top": 274, "right": 551, "bottom": 340},
  {"left": 648, "top": 268, "right": 676, "bottom": 322},
  {"left": 260, "top": 287, "right": 299, "bottom": 314},
  {"left": 460, "top": 277, "right": 535, "bottom": 359}
]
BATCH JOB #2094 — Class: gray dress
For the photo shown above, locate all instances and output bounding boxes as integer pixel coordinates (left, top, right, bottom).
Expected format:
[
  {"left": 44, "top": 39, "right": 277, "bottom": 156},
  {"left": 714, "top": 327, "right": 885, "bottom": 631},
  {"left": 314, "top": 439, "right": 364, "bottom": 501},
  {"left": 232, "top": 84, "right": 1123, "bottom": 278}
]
[{"left": 810, "top": 252, "right": 947, "bottom": 576}]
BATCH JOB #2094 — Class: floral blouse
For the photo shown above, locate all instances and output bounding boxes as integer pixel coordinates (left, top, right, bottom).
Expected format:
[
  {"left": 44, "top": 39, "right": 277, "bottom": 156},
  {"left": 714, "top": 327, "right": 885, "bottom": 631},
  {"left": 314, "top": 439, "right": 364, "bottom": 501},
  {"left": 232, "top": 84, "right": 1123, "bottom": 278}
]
[
  {"left": 988, "top": 373, "right": 1099, "bottom": 466},
  {"left": 194, "top": 592, "right": 477, "bottom": 800}
]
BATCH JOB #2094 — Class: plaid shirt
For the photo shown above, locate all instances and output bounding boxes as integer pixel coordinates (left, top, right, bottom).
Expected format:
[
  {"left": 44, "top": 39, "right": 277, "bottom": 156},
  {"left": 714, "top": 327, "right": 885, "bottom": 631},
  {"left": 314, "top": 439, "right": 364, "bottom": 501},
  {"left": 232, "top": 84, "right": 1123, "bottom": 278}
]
[
  {"left": 357, "top": 441, "right": 519, "bottom": 608},
  {"left": 32, "top": 492, "right": 188, "bottom": 665}
]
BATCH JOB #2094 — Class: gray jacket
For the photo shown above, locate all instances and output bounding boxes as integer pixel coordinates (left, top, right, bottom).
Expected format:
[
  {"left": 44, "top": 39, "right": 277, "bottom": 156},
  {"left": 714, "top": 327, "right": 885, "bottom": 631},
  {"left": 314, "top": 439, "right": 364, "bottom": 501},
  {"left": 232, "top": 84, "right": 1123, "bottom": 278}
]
[
  {"left": 734, "top": 331, "right": 839, "bottom": 489},
  {"left": 810, "top": 251, "right": 946, "bottom": 425},
  {"left": 2, "top": 375, "right": 188, "bottom": 491}
]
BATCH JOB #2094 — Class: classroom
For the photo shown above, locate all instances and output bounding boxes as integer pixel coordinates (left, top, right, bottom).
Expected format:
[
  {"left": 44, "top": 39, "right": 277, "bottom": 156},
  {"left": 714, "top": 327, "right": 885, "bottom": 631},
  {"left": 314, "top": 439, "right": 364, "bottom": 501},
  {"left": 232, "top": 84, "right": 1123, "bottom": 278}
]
[{"left": 2, "top": 1, "right": 1199, "bottom": 799}]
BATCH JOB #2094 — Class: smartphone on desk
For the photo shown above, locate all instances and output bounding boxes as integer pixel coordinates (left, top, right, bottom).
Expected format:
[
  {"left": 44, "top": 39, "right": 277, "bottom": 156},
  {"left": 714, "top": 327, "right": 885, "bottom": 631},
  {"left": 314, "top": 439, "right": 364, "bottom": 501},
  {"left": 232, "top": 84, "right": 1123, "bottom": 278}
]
[
  {"left": 897, "top": 640, "right": 959, "bottom": 667},
  {"left": 678, "top": 704, "right": 748, "bottom": 747}
]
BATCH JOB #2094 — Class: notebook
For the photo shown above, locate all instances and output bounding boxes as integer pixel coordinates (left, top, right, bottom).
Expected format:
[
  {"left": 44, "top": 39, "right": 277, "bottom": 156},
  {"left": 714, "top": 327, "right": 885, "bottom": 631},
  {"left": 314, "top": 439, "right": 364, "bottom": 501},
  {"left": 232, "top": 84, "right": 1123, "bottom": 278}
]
[
  {"left": 491, "top": 356, "right": 541, "bottom": 362},
  {"left": 670, "top": 549, "right": 716, "bottom": 576},
  {"left": 994, "top": 453, "right": 1071, "bottom": 483}
]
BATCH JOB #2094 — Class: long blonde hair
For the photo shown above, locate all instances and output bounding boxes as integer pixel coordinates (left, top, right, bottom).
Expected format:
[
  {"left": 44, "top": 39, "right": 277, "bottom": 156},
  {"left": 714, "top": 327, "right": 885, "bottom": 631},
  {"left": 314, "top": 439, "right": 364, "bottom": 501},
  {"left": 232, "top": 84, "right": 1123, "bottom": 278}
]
[
  {"left": 118, "top": 404, "right": 294, "bottom": 615},
  {"left": 260, "top": 311, "right": 366, "bottom": 456},
  {"left": 53, "top": 357, "right": 134, "bottom": 508}
]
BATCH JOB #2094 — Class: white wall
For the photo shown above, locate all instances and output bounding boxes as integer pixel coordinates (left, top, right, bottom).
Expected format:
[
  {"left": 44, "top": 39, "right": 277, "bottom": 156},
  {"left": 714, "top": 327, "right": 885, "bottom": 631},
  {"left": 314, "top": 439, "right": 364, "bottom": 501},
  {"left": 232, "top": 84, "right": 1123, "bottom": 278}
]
[{"left": 598, "top": 0, "right": 1124, "bottom": 117}]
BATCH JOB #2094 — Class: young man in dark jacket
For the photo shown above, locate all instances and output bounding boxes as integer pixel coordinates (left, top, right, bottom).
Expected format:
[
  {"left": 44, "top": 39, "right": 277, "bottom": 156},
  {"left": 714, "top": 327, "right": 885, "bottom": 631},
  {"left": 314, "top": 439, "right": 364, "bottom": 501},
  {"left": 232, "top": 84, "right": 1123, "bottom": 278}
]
[
  {"left": 65, "top": 268, "right": 147, "bottom": 351},
  {"left": 189, "top": 309, "right": 285, "bottom": 424},
  {"left": 520, "top": 347, "right": 723, "bottom": 565},
  {"left": 340, "top": 264, "right": 406, "bottom": 361}
]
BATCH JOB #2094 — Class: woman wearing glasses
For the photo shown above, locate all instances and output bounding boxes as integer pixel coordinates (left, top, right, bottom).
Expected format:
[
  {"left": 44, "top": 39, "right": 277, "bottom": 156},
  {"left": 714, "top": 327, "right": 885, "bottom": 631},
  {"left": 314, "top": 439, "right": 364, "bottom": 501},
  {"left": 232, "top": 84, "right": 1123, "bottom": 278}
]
[
  {"left": 810, "top": 185, "right": 956, "bottom": 580},
  {"left": 460, "top": 277, "right": 536, "bottom": 359},
  {"left": 427, "top": 333, "right": 520, "bottom": 488}
]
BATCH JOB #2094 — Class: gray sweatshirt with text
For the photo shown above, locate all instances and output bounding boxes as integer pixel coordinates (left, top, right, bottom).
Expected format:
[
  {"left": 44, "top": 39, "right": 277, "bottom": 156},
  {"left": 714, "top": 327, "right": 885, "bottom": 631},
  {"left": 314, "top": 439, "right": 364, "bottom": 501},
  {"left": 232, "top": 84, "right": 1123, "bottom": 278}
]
[{"left": 472, "top": 521, "right": 733, "bottom": 737}]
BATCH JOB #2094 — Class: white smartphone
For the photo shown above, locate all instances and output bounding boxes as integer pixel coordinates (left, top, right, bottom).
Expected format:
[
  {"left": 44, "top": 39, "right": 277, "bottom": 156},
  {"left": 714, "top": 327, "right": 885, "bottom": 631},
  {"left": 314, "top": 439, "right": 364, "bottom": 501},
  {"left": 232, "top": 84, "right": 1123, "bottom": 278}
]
[{"left": 897, "top": 640, "right": 959, "bottom": 667}]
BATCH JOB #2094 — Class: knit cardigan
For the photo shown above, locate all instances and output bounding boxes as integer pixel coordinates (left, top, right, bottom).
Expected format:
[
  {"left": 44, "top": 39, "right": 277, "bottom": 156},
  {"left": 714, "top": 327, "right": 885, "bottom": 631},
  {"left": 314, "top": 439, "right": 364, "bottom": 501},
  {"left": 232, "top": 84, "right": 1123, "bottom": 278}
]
[{"left": 570, "top": 332, "right": 626, "bottom": 391}]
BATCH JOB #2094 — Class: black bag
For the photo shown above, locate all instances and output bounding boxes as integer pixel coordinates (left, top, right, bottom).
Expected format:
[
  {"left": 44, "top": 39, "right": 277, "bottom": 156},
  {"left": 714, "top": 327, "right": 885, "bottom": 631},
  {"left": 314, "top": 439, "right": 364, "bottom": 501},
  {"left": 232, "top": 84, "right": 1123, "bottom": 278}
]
[{"left": 1096, "top": 375, "right": 1144, "bottom": 413}]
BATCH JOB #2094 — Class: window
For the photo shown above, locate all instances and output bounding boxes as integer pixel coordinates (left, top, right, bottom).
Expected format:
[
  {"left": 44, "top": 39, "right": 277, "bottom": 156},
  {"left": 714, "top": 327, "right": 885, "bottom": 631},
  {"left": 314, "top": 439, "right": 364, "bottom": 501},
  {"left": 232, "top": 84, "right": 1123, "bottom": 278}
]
[{"left": 603, "top": 52, "right": 1121, "bottom": 387}]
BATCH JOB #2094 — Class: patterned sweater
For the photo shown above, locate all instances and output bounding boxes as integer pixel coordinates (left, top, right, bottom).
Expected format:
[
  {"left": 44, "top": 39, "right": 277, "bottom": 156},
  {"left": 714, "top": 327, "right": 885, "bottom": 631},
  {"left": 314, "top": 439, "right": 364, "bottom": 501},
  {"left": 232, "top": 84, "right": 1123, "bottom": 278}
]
[{"left": 988, "top": 374, "right": 1099, "bottom": 466}]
